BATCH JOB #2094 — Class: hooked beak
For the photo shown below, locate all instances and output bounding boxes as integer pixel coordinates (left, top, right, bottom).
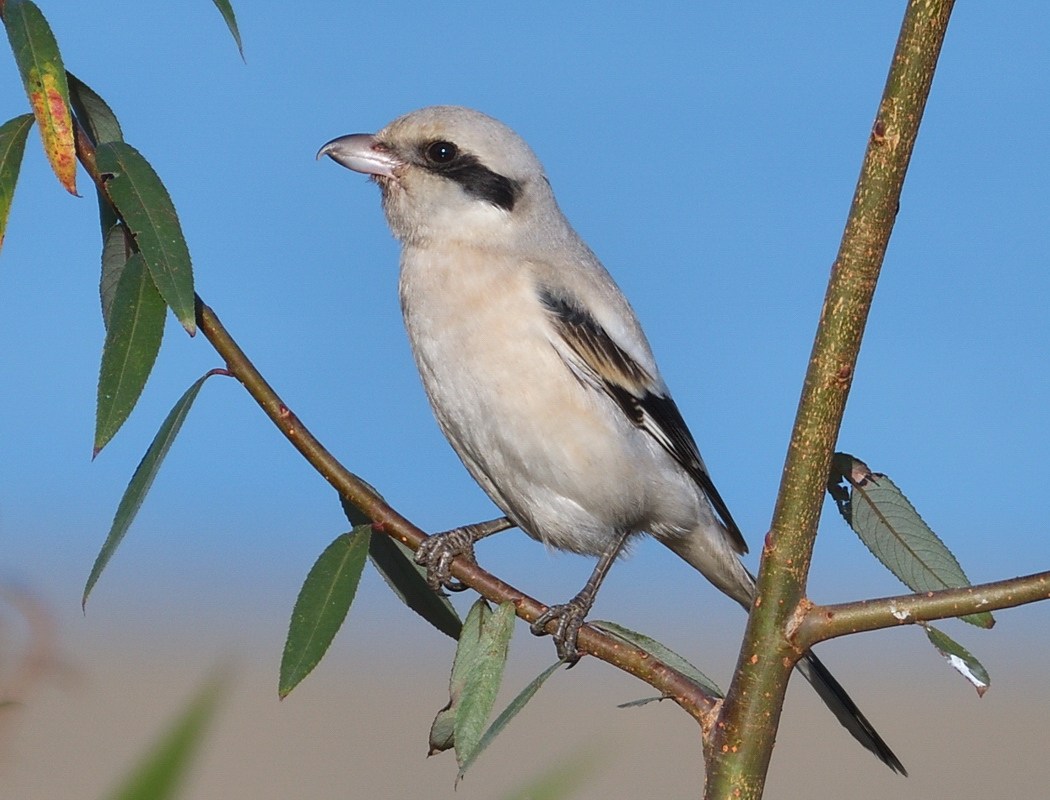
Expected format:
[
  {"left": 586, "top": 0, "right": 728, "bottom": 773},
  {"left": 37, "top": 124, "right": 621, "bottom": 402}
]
[{"left": 317, "top": 134, "right": 401, "bottom": 178}]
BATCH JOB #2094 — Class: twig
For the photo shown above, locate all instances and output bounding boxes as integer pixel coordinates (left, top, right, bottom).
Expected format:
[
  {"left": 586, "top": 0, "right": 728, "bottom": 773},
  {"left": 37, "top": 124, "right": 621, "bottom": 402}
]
[
  {"left": 794, "top": 570, "right": 1050, "bottom": 648},
  {"left": 66, "top": 103, "right": 724, "bottom": 725},
  {"left": 194, "top": 299, "right": 720, "bottom": 721}
]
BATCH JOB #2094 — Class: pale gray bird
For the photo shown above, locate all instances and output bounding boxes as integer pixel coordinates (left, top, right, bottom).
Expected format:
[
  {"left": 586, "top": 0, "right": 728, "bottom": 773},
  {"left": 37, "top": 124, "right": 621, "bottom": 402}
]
[{"left": 319, "top": 105, "right": 904, "bottom": 774}]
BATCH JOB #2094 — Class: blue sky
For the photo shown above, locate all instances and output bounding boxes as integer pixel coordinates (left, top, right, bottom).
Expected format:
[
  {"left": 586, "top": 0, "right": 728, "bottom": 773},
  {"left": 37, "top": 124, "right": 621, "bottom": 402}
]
[{"left": 1, "top": 1, "right": 1048, "bottom": 659}]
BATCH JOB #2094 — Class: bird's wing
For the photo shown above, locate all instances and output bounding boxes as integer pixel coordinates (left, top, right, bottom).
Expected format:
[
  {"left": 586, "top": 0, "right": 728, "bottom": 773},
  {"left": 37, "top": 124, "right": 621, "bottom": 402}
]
[{"left": 538, "top": 287, "right": 747, "bottom": 554}]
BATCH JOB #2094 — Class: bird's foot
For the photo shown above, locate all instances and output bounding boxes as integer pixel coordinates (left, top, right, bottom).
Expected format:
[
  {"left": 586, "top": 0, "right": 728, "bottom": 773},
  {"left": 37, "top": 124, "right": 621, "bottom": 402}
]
[
  {"left": 414, "top": 527, "right": 479, "bottom": 593},
  {"left": 530, "top": 530, "right": 631, "bottom": 664},
  {"left": 531, "top": 597, "right": 591, "bottom": 664}
]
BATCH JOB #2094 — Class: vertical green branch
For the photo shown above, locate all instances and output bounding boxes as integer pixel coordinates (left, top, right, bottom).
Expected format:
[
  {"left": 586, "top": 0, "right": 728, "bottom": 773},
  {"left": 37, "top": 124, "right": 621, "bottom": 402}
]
[{"left": 705, "top": 2, "right": 956, "bottom": 797}]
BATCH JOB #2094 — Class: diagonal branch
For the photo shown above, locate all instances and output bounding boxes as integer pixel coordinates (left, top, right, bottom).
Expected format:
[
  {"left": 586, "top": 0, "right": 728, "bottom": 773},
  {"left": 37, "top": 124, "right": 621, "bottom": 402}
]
[
  {"left": 794, "top": 570, "right": 1050, "bottom": 649},
  {"left": 195, "top": 300, "right": 720, "bottom": 720},
  {"left": 706, "top": 2, "right": 957, "bottom": 797},
  {"left": 69, "top": 112, "right": 724, "bottom": 724}
]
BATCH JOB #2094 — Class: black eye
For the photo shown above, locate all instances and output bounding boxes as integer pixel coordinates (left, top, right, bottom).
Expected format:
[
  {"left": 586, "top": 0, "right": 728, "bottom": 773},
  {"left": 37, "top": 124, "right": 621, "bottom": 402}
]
[{"left": 425, "top": 140, "right": 458, "bottom": 164}]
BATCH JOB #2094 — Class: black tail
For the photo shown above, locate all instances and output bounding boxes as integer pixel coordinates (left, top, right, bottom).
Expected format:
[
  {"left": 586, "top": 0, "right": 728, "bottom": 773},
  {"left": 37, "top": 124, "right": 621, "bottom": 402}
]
[{"left": 795, "top": 651, "right": 907, "bottom": 775}]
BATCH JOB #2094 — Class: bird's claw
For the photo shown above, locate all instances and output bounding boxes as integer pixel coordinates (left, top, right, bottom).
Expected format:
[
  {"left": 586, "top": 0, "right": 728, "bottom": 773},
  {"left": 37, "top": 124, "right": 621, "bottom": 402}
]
[
  {"left": 414, "top": 527, "right": 479, "bottom": 593},
  {"left": 531, "top": 601, "right": 589, "bottom": 664}
]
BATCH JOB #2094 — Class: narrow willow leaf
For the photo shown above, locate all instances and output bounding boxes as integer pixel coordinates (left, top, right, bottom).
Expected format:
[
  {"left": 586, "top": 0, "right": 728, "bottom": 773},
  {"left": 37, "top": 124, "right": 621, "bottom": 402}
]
[
  {"left": 336, "top": 479, "right": 387, "bottom": 527},
  {"left": 94, "top": 253, "right": 166, "bottom": 455},
  {"left": 369, "top": 533, "right": 462, "bottom": 639},
  {"left": 925, "top": 625, "right": 990, "bottom": 697},
  {"left": 100, "top": 222, "right": 129, "bottom": 328},
  {"left": 842, "top": 460, "right": 993, "bottom": 629},
  {"left": 453, "top": 600, "right": 515, "bottom": 766},
  {"left": 0, "top": 113, "right": 33, "bottom": 254},
  {"left": 66, "top": 72, "right": 123, "bottom": 145},
  {"left": 430, "top": 599, "right": 491, "bottom": 755},
  {"left": 105, "top": 671, "right": 226, "bottom": 800},
  {"left": 456, "top": 661, "right": 564, "bottom": 781},
  {"left": 279, "top": 527, "right": 370, "bottom": 698},
  {"left": 66, "top": 72, "right": 125, "bottom": 237},
  {"left": 2, "top": 0, "right": 76, "bottom": 194},
  {"left": 590, "top": 620, "right": 723, "bottom": 698},
  {"left": 95, "top": 142, "right": 196, "bottom": 334},
  {"left": 83, "top": 373, "right": 215, "bottom": 606},
  {"left": 69, "top": 73, "right": 126, "bottom": 237},
  {"left": 209, "top": 0, "right": 244, "bottom": 59},
  {"left": 97, "top": 190, "right": 119, "bottom": 236},
  {"left": 616, "top": 697, "right": 664, "bottom": 708},
  {"left": 338, "top": 494, "right": 371, "bottom": 528},
  {"left": 336, "top": 493, "right": 463, "bottom": 639}
]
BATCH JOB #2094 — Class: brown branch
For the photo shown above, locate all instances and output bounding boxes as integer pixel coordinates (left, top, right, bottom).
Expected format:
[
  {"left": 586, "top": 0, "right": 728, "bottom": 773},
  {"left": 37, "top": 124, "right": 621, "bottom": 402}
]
[
  {"left": 195, "top": 300, "right": 720, "bottom": 722},
  {"left": 65, "top": 90, "right": 723, "bottom": 727},
  {"left": 705, "top": 2, "right": 957, "bottom": 797},
  {"left": 794, "top": 570, "right": 1050, "bottom": 649}
]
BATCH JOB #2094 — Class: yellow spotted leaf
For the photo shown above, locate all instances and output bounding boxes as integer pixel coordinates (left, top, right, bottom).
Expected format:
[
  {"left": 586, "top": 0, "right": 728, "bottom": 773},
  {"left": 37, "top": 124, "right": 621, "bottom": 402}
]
[{"left": 3, "top": 0, "right": 77, "bottom": 194}]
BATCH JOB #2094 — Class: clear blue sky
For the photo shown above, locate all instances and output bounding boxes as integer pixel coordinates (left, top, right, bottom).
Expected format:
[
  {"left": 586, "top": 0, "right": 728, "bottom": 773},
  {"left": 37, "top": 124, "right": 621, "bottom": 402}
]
[{"left": 2, "top": 2, "right": 1048, "bottom": 653}]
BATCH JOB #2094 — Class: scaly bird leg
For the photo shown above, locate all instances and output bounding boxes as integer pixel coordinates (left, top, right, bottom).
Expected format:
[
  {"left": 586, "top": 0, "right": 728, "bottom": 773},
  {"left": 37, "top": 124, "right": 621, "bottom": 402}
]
[
  {"left": 415, "top": 516, "right": 514, "bottom": 592},
  {"left": 531, "top": 529, "right": 632, "bottom": 663}
]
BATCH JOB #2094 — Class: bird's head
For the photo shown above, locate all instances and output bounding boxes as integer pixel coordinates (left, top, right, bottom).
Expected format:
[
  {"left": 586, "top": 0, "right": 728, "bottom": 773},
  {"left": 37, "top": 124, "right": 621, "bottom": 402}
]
[{"left": 319, "top": 106, "right": 557, "bottom": 247}]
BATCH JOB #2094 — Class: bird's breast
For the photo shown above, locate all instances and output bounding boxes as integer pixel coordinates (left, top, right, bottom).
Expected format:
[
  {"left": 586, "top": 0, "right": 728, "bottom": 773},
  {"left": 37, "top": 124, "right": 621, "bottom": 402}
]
[
  {"left": 397, "top": 245, "right": 699, "bottom": 552},
  {"left": 398, "top": 245, "right": 584, "bottom": 444}
]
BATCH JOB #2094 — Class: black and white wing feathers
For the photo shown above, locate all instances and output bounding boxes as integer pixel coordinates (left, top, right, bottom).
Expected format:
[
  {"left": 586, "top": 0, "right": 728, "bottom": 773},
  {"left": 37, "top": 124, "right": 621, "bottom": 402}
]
[{"left": 539, "top": 288, "right": 747, "bottom": 554}]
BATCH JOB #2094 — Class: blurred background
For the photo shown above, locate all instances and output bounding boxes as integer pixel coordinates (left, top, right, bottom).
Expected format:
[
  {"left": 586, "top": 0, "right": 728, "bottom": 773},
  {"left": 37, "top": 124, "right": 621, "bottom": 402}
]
[{"left": 1, "top": 1, "right": 1048, "bottom": 797}]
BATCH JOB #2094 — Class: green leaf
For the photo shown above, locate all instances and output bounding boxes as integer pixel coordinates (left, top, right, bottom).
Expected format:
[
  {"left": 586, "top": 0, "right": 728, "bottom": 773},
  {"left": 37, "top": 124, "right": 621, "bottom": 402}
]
[
  {"left": 430, "top": 599, "right": 491, "bottom": 754},
  {"left": 94, "top": 253, "right": 166, "bottom": 455},
  {"left": 428, "top": 698, "right": 456, "bottom": 755},
  {"left": 337, "top": 493, "right": 462, "bottom": 639},
  {"left": 835, "top": 454, "right": 994, "bottom": 629},
  {"left": 338, "top": 494, "right": 372, "bottom": 528},
  {"left": 453, "top": 600, "right": 515, "bottom": 766},
  {"left": 97, "top": 190, "right": 119, "bottom": 236},
  {"left": 3, "top": 0, "right": 77, "bottom": 194},
  {"left": 457, "top": 660, "right": 564, "bottom": 781},
  {"left": 368, "top": 533, "right": 463, "bottom": 639},
  {"left": 336, "top": 480, "right": 388, "bottom": 528},
  {"left": 590, "top": 620, "right": 723, "bottom": 698},
  {"left": 66, "top": 72, "right": 123, "bottom": 145},
  {"left": 924, "top": 625, "right": 990, "bottom": 697},
  {"left": 0, "top": 113, "right": 33, "bottom": 254},
  {"left": 104, "top": 671, "right": 226, "bottom": 800},
  {"left": 84, "top": 373, "right": 215, "bottom": 606},
  {"left": 279, "top": 527, "right": 370, "bottom": 698},
  {"left": 429, "top": 599, "right": 514, "bottom": 758},
  {"left": 68, "top": 72, "right": 126, "bottom": 237},
  {"left": 209, "top": 0, "right": 244, "bottom": 60},
  {"left": 95, "top": 141, "right": 196, "bottom": 334},
  {"left": 100, "top": 222, "right": 129, "bottom": 328},
  {"left": 615, "top": 696, "right": 665, "bottom": 709}
]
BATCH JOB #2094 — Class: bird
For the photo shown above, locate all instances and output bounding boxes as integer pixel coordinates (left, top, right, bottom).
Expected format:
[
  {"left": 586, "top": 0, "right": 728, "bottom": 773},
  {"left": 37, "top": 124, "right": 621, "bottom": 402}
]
[{"left": 319, "top": 105, "right": 905, "bottom": 774}]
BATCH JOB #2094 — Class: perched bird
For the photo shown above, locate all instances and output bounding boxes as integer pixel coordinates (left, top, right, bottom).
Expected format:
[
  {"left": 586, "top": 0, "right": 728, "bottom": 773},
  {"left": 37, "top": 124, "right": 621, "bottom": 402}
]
[{"left": 319, "top": 105, "right": 904, "bottom": 774}]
